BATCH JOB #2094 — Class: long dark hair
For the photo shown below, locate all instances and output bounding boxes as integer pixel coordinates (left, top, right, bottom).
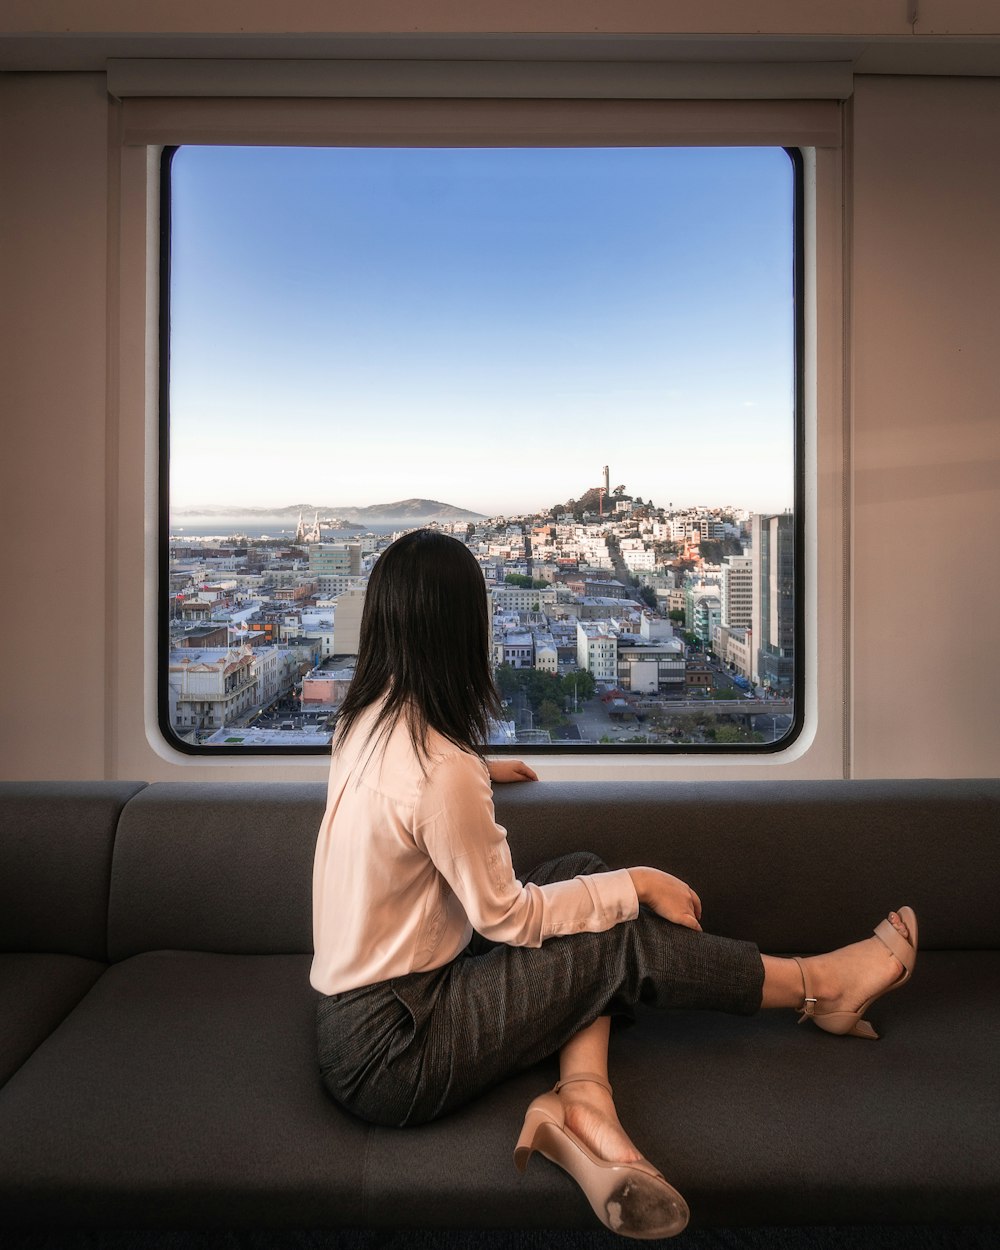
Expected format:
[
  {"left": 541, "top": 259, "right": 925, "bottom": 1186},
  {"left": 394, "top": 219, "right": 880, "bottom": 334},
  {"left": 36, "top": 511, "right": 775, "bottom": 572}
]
[{"left": 333, "top": 528, "right": 501, "bottom": 764}]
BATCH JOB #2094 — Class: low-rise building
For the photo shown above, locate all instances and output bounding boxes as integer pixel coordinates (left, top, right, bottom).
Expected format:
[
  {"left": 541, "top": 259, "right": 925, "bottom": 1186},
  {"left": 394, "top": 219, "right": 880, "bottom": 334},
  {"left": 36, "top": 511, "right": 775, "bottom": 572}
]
[
  {"left": 639, "top": 614, "right": 674, "bottom": 643},
  {"left": 533, "top": 632, "right": 559, "bottom": 673},
  {"left": 685, "top": 659, "right": 713, "bottom": 692},
  {"left": 490, "top": 585, "right": 558, "bottom": 613},
  {"left": 617, "top": 638, "right": 685, "bottom": 693},
  {"left": 497, "top": 631, "right": 534, "bottom": 669},
  {"left": 301, "top": 666, "right": 355, "bottom": 709},
  {"left": 576, "top": 620, "right": 618, "bottom": 681},
  {"left": 168, "top": 646, "right": 258, "bottom": 733}
]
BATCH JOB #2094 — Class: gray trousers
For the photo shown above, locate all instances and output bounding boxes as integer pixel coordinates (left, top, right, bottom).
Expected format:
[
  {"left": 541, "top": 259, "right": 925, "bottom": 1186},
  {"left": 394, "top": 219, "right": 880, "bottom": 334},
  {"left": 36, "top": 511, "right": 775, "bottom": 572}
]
[{"left": 316, "top": 852, "right": 764, "bottom": 1127}]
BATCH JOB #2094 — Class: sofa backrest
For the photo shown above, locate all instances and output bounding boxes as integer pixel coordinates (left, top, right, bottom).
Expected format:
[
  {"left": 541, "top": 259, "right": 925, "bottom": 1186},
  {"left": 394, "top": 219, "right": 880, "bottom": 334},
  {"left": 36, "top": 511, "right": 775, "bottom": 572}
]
[
  {"left": 101, "top": 777, "right": 999, "bottom": 960},
  {"left": 0, "top": 782, "right": 146, "bottom": 959},
  {"left": 495, "top": 778, "right": 1000, "bottom": 952},
  {"left": 107, "top": 782, "right": 324, "bottom": 960}
]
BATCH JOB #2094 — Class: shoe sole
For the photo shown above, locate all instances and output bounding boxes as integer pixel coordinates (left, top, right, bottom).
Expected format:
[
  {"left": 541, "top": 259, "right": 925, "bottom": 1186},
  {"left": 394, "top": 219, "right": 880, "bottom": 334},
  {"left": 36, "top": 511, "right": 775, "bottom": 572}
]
[{"left": 534, "top": 1120, "right": 690, "bottom": 1240}]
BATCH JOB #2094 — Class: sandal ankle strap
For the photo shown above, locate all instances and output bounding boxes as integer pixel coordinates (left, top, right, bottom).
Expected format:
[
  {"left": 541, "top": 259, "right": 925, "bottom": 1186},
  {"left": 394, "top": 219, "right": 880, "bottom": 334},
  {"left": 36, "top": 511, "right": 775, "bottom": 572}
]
[
  {"left": 793, "top": 955, "right": 818, "bottom": 1016},
  {"left": 554, "top": 1072, "right": 613, "bottom": 1095}
]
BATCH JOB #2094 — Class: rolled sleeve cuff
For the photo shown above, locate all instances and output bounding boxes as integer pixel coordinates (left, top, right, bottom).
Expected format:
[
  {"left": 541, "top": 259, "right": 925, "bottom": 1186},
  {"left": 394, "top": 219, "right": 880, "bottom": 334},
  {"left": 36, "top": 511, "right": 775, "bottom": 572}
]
[{"left": 579, "top": 868, "right": 640, "bottom": 927}]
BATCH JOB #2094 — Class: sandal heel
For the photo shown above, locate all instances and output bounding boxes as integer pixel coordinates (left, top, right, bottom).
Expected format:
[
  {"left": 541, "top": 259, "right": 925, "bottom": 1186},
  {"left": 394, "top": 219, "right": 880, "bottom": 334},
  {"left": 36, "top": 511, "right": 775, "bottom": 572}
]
[{"left": 513, "top": 1098, "right": 559, "bottom": 1173}]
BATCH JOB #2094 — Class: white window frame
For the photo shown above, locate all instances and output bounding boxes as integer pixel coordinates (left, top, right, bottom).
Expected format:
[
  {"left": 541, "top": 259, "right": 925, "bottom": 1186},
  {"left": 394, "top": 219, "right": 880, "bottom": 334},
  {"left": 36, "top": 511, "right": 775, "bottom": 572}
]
[{"left": 108, "top": 87, "right": 847, "bottom": 782}]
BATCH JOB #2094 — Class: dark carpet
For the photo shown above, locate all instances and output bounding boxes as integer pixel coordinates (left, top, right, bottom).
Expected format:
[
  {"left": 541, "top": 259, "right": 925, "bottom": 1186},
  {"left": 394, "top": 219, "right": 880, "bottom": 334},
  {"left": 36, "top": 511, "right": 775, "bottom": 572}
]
[{"left": 1, "top": 1228, "right": 998, "bottom": 1250}]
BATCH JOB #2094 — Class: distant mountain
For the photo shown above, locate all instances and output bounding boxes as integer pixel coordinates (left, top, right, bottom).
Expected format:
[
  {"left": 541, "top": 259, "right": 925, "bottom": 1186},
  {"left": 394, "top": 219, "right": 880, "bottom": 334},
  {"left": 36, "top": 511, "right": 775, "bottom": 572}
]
[
  {"left": 172, "top": 499, "right": 487, "bottom": 525},
  {"left": 353, "top": 498, "right": 485, "bottom": 523}
]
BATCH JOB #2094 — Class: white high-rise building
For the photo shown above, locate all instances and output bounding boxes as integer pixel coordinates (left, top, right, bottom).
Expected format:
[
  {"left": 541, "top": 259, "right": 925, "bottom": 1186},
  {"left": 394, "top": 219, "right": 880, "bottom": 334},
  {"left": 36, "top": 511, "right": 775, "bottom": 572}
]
[{"left": 720, "top": 555, "right": 753, "bottom": 628}]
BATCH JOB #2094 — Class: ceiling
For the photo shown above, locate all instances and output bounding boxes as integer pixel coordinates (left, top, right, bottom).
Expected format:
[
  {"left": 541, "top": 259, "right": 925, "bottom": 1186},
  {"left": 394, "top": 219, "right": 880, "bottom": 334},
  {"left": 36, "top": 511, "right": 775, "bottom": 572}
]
[{"left": 2, "top": 33, "right": 1000, "bottom": 77}]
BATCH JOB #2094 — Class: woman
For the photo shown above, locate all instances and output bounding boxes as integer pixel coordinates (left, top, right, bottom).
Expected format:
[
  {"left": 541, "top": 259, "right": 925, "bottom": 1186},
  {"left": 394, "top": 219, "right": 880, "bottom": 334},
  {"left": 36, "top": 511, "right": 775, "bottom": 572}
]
[{"left": 310, "top": 529, "right": 917, "bottom": 1240}]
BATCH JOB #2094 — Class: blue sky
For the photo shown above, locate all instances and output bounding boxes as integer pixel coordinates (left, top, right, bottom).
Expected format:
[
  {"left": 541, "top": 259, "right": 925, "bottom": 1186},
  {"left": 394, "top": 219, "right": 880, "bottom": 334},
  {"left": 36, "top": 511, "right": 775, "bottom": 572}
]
[{"left": 169, "top": 144, "right": 795, "bottom": 517}]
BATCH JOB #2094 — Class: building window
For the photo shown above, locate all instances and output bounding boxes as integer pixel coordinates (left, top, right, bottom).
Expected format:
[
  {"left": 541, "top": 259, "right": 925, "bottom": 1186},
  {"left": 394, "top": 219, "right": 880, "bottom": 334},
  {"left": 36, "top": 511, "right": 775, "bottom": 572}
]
[{"left": 161, "top": 144, "right": 803, "bottom": 754}]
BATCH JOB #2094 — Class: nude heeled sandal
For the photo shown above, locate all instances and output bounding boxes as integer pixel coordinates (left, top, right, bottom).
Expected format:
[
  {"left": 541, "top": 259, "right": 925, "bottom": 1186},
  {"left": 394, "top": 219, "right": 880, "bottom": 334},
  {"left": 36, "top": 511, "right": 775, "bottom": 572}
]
[
  {"left": 514, "top": 1072, "right": 689, "bottom": 1240},
  {"left": 793, "top": 906, "right": 919, "bottom": 1040}
]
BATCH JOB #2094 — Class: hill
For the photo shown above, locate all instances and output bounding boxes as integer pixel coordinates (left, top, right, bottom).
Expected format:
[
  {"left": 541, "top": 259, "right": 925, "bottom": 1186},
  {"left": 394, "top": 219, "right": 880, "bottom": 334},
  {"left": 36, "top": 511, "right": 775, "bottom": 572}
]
[{"left": 173, "top": 498, "right": 487, "bottom": 525}]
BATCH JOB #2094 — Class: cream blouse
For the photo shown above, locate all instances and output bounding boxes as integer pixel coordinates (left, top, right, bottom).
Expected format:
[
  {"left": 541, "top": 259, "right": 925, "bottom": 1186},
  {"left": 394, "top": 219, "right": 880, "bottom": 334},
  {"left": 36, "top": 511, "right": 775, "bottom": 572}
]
[{"left": 309, "top": 702, "right": 640, "bottom": 996}]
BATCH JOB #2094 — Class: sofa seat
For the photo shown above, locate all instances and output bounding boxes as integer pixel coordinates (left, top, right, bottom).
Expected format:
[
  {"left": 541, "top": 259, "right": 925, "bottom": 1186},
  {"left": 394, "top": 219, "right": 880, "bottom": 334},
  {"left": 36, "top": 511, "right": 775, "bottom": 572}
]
[
  {"left": 0, "top": 947, "right": 996, "bottom": 1229},
  {"left": 0, "top": 953, "right": 106, "bottom": 1086},
  {"left": 0, "top": 951, "right": 368, "bottom": 1229}
]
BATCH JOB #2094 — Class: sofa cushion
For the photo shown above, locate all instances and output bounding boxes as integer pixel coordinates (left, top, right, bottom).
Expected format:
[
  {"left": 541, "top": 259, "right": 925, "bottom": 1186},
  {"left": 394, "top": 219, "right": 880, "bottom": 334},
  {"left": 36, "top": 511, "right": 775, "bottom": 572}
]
[
  {"left": 0, "top": 952, "right": 367, "bottom": 1229},
  {"left": 1, "top": 950, "right": 995, "bottom": 1229},
  {"left": 0, "top": 782, "right": 147, "bottom": 959},
  {"left": 108, "top": 783, "right": 322, "bottom": 961},
  {"left": 0, "top": 954, "right": 106, "bottom": 1087}
]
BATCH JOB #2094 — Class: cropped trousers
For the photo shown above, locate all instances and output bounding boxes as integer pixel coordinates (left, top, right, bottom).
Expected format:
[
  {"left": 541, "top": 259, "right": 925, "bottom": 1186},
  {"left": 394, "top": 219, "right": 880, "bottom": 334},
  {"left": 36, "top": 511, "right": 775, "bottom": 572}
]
[{"left": 315, "top": 851, "right": 765, "bottom": 1127}]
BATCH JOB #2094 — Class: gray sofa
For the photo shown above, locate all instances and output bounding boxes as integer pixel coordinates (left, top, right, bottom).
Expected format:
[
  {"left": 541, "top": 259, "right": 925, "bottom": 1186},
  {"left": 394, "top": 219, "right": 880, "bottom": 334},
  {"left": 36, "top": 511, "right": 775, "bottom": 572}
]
[{"left": 1, "top": 778, "right": 998, "bottom": 1233}]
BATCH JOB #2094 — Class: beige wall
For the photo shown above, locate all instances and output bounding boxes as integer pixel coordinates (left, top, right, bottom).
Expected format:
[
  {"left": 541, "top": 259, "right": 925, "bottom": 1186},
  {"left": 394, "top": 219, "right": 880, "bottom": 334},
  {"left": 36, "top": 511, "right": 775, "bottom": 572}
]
[
  {"left": 0, "top": 74, "right": 110, "bottom": 779},
  {"left": 0, "top": 69, "right": 997, "bottom": 781},
  {"left": 850, "top": 76, "right": 1000, "bottom": 777}
]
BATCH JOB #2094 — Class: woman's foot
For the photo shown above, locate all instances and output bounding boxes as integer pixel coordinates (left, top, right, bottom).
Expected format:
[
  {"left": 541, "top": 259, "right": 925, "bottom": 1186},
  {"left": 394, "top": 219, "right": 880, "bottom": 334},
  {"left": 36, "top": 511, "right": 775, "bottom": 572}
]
[
  {"left": 559, "top": 1078, "right": 644, "bottom": 1165},
  {"left": 798, "top": 910, "right": 912, "bottom": 1016}
]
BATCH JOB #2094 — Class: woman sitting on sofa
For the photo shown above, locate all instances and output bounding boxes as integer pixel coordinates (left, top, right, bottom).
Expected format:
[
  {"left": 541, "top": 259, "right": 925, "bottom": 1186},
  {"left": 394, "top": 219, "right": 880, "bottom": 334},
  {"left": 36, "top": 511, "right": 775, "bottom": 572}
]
[{"left": 309, "top": 528, "right": 917, "bottom": 1241}]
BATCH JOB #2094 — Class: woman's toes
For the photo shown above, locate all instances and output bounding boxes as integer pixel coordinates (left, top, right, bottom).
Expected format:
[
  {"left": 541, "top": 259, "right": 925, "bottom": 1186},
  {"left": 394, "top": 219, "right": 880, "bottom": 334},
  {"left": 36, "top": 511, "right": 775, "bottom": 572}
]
[{"left": 888, "top": 911, "right": 910, "bottom": 942}]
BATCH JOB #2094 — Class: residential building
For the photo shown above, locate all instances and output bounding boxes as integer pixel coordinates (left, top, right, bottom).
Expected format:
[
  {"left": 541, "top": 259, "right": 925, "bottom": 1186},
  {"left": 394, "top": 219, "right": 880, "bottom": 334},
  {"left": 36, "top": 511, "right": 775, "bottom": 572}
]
[
  {"left": 576, "top": 620, "right": 618, "bottom": 681},
  {"left": 693, "top": 595, "right": 722, "bottom": 646},
  {"left": 490, "top": 585, "right": 558, "bottom": 613},
  {"left": 497, "top": 631, "right": 534, "bottom": 669},
  {"left": 533, "top": 632, "right": 559, "bottom": 674}
]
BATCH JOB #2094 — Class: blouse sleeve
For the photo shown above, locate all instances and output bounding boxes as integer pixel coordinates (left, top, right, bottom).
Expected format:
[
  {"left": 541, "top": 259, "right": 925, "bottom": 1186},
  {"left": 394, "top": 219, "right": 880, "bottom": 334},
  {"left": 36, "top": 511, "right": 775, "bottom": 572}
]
[{"left": 412, "top": 750, "right": 639, "bottom": 946}]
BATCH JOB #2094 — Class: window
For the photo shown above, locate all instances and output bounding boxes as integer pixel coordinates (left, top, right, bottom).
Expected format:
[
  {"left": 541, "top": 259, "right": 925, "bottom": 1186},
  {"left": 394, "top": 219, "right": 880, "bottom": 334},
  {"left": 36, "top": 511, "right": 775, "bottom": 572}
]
[{"left": 160, "top": 143, "right": 803, "bottom": 755}]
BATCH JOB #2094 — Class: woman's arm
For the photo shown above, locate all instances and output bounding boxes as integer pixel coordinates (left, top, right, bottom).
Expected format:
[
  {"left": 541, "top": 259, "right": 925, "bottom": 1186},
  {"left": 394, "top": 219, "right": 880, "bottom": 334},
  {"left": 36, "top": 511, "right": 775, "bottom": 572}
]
[
  {"left": 414, "top": 753, "right": 635, "bottom": 946},
  {"left": 486, "top": 758, "right": 538, "bottom": 784}
]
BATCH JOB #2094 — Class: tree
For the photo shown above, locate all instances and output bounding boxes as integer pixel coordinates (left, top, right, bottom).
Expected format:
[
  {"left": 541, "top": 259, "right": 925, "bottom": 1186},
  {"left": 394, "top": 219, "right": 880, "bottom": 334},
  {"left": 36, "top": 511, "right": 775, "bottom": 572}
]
[
  {"left": 668, "top": 609, "right": 685, "bottom": 623},
  {"left": 561, "top": 670, "right": 596, "bottom": 702},
  {"left": 638, "top": 586, "right": 657, "bottom": 610},
  {"left": 538, "top": 699, "right": 563, "bottom": 728},
  {"left": 713, "top": 723, "right": 764, "bottom": 744},
  {"left": 494, "top": 663, "right": 519, "bottom": 699},
  {"left": 504, "top": 573, "right": 546, "bottom": 589}
]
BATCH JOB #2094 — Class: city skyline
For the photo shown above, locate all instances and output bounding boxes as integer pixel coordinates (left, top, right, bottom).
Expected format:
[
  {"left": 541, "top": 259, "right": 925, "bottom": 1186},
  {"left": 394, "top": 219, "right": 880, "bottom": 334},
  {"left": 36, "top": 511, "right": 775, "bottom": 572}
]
[
  {"left": 169, "top": 145, "right": 796, "bottom": 517},
  {"left": 169, "top": 490, "right": 788, "bottom": 523}
]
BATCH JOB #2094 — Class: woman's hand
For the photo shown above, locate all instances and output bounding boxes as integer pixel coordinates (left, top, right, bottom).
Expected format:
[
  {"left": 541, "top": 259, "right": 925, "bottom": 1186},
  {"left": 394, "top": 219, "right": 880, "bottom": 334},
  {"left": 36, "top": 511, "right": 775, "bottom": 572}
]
[
  {"left": 627, "top": 866, "right": 703, "bottom": 931},
  {"left": 487, "top": 759, "right": 539, "bottom": 784}
]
